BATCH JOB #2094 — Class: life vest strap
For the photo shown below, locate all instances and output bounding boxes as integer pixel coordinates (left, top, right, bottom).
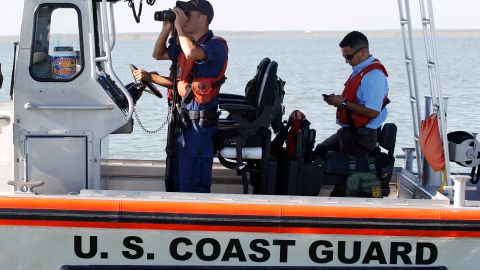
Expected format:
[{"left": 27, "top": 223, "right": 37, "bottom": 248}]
[{"left": 182, "top": 65, "right": 197, "bottom": 104}]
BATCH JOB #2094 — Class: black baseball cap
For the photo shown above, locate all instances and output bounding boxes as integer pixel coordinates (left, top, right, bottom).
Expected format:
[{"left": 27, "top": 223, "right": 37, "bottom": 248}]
[{"left": 176, "top": 0, "right": 214, "bottom": 23}]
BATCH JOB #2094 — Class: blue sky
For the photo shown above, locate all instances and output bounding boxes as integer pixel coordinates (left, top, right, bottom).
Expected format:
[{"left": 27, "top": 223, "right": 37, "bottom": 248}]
[{"left": 1, "top": 0, "right": 480, "bottom": 36}]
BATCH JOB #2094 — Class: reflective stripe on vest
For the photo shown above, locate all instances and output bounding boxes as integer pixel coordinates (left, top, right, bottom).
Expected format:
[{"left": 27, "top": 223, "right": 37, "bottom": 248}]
[
  {"left": 177, "top": 37, "right": 228, "bottom": 105},
  {"left": 337, "top": 59, "right": 389, "bottom": 128}
]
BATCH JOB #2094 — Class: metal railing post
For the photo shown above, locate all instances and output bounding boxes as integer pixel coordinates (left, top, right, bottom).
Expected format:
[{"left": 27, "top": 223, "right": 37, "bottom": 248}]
[{"left": 419, "top": 0, "right": 452, "bottom": 186}]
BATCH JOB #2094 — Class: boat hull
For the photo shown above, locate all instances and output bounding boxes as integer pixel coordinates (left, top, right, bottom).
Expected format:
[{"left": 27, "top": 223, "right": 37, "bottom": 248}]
[{"left": 0, "top": 195, "right": 479, "bottom": 269}]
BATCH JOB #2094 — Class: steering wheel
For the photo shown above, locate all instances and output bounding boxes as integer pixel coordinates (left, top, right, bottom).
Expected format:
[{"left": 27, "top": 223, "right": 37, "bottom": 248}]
[{"left": 129, "top": 64, "right": 163, "bottom": 99}]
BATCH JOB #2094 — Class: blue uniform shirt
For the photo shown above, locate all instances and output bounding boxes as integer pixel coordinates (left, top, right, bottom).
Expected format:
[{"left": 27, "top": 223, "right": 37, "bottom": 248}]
[
  {"left": 349, "top": 55, "right": 389, "bottom": 129},
  {"left": 168, "top": 30, "right": 228, "bottom": 112}
]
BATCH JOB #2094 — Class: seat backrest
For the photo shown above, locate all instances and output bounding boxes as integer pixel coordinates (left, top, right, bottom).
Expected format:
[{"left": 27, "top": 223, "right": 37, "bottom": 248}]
[
  {"left": 378, "top": 123, "right": 397, "bottom": 156},
  {"left": 244, "top": 58, "right": 271, "bottom": 105},
  {"left": 242, "top": 59, "right": 284, "bottom": 123},
  {"left": 256, "top": 61, "right": 279, "bottom": 117}
]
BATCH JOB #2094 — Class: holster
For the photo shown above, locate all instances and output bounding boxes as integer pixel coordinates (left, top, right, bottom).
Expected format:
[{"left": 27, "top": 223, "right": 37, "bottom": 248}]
[{"left": 175, "top": 102, "right": 191, "bottom": 129}]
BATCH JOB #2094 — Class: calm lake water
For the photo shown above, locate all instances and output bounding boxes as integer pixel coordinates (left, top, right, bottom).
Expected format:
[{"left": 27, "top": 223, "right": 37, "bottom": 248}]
[{"left": 1, "top": 31, "right": 480, "bottom": 172}]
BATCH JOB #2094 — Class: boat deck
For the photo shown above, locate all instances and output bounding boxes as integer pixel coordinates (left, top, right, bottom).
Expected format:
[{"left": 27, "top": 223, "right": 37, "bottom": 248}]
[
  {"left": 101, "top": 159, "right": 244, "bottom": 194},
  {"left": 99, "top": 159, "right": 464, "bottom": 205},
  {"left": 98, "top": 158, "right": 480, "bottom": 207}
]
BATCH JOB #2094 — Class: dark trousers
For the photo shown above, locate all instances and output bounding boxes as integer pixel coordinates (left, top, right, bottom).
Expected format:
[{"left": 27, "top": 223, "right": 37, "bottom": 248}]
[
  {"left": 314, "top": 127, "right": 378, "bottom": 158},
  {"left": 173, "top": 121, "right": 215, "bottom": 193}
]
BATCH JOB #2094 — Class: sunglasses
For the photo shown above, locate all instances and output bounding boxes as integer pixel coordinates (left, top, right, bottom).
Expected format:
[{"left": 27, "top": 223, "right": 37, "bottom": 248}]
[{"left": 343, "top": 47, "right": 364, "bottom": 61}]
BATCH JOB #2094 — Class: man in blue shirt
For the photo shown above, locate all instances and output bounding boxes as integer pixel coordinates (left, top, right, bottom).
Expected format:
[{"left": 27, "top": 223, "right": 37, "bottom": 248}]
[
  {"left": 134, "top": 0, "right": 228, "bottom": 193},
  {"left": 315, "top": 31, "right": 389, "bottom": 157}
]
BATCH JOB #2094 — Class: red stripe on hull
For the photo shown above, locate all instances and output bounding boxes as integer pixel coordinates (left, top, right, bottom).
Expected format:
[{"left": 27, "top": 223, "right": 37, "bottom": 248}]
[{"left": 1, "top": 219, "right": 479, "bottom": 238}]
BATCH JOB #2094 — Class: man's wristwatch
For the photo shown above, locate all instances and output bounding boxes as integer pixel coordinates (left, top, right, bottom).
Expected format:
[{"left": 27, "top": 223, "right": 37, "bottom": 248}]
[{"left": 340, "top": 99, "right": 348, "bottom": 109}]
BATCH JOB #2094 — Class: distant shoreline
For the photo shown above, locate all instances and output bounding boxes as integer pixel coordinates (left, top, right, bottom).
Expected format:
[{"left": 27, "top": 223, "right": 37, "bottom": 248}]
[{"left": 2, "top": 29, "right": 480, "bottom": 42}]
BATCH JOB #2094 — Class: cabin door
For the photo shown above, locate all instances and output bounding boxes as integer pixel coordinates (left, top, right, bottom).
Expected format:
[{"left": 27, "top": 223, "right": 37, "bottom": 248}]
[{"left": 24, "top": 136, "right": 88, "bottom": 194}]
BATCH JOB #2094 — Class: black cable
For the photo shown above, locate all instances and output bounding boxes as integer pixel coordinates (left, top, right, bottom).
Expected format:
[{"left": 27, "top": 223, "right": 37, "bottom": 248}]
[
  {"left": 146, "top": 0, "right": 156, "bottom": 6},
  {"left": 164, "top": 28, "right": 179, "bottom": 192},
  {"left": 125, "top": 0, "right": 143, "bottom": 23}
]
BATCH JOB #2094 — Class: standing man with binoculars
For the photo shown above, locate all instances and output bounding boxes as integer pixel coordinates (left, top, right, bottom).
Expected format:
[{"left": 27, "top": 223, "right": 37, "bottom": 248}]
[{"left": 135, "top": 0, "right": 228, "bottom": 193}]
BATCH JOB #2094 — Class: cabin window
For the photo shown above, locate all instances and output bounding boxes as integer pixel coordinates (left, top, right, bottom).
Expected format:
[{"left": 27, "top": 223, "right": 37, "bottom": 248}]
[{"left": 30, "top": 4, "right": 84, "bottom": 82}]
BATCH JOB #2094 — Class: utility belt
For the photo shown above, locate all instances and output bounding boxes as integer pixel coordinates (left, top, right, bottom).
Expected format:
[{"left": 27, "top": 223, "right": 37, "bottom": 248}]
[
  {"left": 342, "top": 126, "right": 377, "bottom": 136},
  {"left": 188, "top": 110, "right": 219, "bottom": 127},
  {"left": 176, "top": 102, "right": 218, "bottom": 129}
]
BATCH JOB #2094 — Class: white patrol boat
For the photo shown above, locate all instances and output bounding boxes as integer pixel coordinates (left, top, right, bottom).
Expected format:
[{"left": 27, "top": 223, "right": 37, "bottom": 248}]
[{"left": 0, "top": 0, "right": 479, "bottom": 269}]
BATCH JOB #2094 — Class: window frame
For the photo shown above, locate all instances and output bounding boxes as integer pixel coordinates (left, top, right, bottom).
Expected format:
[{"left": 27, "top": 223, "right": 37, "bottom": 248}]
[{"left": 29, "top": 3, "right": 85, "bottom": 83}]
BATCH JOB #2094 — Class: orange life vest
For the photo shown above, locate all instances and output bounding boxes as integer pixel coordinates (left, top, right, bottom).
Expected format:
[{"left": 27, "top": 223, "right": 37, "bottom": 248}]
[
  {"left": 176, "top": 36, "right": 228, "bottom": 105},
  {"left": 337, "top": 59, "right": 389, "bottom": 128}
]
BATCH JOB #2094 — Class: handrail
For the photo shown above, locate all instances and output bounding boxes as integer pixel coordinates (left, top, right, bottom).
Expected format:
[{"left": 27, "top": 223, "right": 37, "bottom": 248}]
[
  {"left": 99, "top": 0, "right": 134, "bottom": 120},
  {"left": 86, "top": 0, "right": 97, "bottom": 80},
  {"left": 94, "top": 56, "right": 109, "bottom": 62},
  {"left": 419, "top": 0, "right": 452, "bottom": 185},
  {"left": 108, "top": 2, "right": 116, "bottom": 50},
  {"left": 397, "top": 0, "right": 423, "bottom": 177},
  {"left": 24, "top": 103, "right": 114, "bottom": 110}
]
